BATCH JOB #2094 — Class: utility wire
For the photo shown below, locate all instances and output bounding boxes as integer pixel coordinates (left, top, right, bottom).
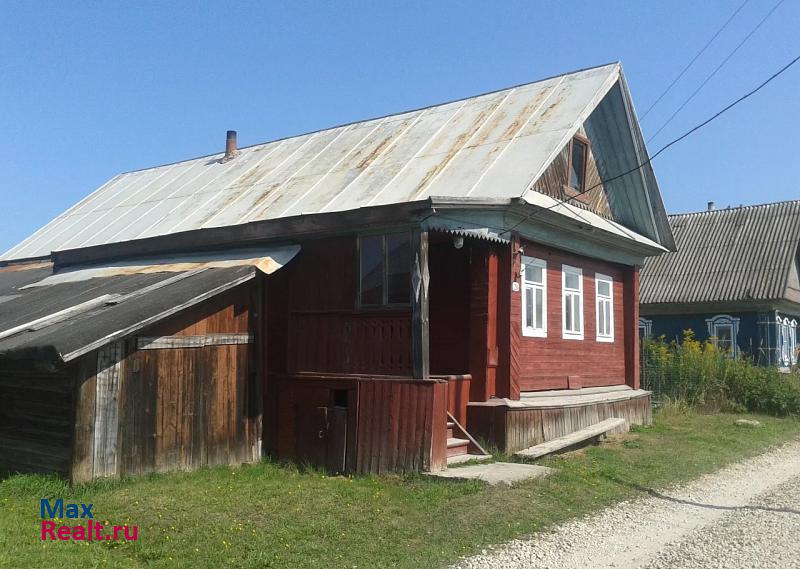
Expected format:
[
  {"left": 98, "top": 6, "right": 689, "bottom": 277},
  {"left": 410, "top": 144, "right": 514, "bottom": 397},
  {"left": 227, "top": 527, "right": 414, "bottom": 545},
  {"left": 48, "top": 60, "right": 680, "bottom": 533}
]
[
  {"left": 449, "top": 53, "right": 800, "bottom": 238},
  {"left": 646, "top": 0, "right": 785, "bottom": 143},
  {"left": 640, "top": 0, "right": 751, "bottom": 121}
]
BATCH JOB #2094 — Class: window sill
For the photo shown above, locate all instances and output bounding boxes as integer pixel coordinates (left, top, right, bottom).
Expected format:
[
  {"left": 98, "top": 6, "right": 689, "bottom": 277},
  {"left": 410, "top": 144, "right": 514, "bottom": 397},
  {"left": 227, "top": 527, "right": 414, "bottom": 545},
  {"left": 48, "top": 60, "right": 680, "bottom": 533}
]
[
  {"left": 562, "top": 331, "right": 584, "bottom": 341},
  {"left": 596, "top": 335, "right": 614, "bottom": 343},
  {"left": 522, "top": 329, "right": 547, "bottom": 338}
]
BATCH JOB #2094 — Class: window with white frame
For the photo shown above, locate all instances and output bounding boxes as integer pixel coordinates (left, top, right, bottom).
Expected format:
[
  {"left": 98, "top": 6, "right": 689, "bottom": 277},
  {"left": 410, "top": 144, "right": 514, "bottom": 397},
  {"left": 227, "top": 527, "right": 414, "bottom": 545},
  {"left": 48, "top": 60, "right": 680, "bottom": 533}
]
[
  {"left": 521, "top": 256, "right": 547, "bottom": 337},
  {"left": 595, "top": 274, "right": 614, "bottom": 342},
  {"left": 639, "top": 317, "right": 653, "bottom": 339},
  {"left": 562, "top": 265, "right": 583, "bottom": 339},
  {"left": 776, "top": 316, "right": 797, "bottom": 368},
  {"left": 706, "top": 315, "right": 739, "bottom": 357}
]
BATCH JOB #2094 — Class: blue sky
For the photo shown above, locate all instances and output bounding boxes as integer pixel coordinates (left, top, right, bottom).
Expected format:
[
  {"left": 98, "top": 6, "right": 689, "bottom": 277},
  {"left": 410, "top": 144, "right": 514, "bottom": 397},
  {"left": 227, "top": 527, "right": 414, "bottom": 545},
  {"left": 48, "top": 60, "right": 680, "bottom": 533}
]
[{"left": 1, "top": 1, "right": 798, "bottom": 253}]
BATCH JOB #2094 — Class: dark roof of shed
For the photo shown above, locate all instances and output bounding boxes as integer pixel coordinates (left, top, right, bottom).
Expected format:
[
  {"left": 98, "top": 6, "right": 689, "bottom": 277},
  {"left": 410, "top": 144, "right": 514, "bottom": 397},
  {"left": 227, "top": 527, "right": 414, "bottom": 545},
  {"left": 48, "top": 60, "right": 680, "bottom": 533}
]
[
  {"left": 0, "top": 264, "right": 255, "bottom": 363},
  {"left": 640, "top": 200, "right": 800, "bottom": 306}
]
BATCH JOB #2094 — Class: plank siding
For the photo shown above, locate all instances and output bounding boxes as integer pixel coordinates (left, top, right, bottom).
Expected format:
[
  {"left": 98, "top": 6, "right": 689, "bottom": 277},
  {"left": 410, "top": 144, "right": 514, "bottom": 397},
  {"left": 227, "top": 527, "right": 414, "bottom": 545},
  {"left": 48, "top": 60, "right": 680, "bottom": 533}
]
[
  {"left": 356, "top": 378, "right": 447, "bottom": 474},
  {"left": 514, "top": 240, "right": 632, "bottom": 391},
  {"left": 0, "top": 368, "right": 73, "bottom": 476},
  {"left": 92, "top": 341, "right": 123, "bottom": 477},
  {"left": 468, "top": 394, "right": 652, "bottom": 453},
  {"left": 71, "top": 284, "right": 260, "bottom": 481},
  {"left": 531, "top": 129, "right": 613, "bottom": 219}
]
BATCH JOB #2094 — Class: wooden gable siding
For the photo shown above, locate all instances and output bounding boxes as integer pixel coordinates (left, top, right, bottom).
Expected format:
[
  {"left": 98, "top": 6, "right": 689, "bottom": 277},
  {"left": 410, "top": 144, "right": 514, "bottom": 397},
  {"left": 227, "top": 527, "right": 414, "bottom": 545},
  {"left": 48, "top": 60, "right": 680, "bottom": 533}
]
[
  {"left": 511, "top": 239, "right": 631, "bottom": 392},
  {"left": 72, "top": 284, "right": 260, "bottom": 482},
  {"left": 531, "top": 127, "right": 612, "bottom": 219},
  {"left": 0, "top": 367, "right": 73, "bottom": 476}
]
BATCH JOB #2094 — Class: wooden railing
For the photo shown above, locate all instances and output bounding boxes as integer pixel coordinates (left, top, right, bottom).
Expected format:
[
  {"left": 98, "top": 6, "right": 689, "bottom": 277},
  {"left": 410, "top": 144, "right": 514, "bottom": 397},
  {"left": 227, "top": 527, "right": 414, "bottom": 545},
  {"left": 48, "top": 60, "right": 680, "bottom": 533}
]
[{"left": 288, "top": 311, "right": 412, "bottom": 375}]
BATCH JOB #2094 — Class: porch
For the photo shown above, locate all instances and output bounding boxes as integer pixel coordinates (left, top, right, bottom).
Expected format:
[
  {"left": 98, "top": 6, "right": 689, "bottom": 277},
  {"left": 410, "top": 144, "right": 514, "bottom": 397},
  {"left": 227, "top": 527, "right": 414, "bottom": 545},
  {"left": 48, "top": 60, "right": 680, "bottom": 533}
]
[{"left": 467, "top": 385, "right": 652, "bottom": 454}]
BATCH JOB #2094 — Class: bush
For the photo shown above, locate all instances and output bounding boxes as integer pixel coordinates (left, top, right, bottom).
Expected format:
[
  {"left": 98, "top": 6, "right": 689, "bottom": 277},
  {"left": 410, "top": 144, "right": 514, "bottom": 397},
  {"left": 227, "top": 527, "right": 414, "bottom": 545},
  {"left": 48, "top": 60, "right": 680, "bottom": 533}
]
[{"left": 641, "top": 331, "right": 800, "bottom": 416}]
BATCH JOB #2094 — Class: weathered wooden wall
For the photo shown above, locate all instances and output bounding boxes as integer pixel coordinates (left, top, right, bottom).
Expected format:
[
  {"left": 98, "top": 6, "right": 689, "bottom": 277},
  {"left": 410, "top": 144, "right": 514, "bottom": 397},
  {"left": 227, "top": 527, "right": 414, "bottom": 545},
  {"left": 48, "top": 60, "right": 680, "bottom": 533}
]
[
  {"left": 72, "top": 284, "right": 260, "bottom": 482},
  {"left": 511, "top": 239, "right": 632, "bottom": 392},
  {"left": 468, "top": 394, "right": 652, "bottom": 453},
  {"left": 0, "top": 367, "right": 73, "bottom": 476}
]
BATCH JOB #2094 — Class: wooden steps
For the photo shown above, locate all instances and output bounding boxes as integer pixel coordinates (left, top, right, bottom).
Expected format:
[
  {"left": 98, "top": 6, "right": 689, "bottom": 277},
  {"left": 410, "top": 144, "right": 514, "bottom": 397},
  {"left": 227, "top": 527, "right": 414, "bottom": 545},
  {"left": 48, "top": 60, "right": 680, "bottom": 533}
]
[
  {"left": 447, "top": 437, "right": 470, "bottom": 457},
  {"left": 444, "top": 412, "right": 491, "bottom": 465},
  {"left": 515, "top": 417, "right": 627, "bottom": 459}
]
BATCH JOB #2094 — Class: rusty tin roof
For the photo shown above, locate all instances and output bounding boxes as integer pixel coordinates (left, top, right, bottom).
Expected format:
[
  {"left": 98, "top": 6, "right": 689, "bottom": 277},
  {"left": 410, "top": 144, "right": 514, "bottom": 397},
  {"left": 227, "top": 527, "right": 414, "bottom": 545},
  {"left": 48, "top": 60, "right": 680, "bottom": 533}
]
[{"left": 4, "top": 62, "right": 673, "bottom": 261}]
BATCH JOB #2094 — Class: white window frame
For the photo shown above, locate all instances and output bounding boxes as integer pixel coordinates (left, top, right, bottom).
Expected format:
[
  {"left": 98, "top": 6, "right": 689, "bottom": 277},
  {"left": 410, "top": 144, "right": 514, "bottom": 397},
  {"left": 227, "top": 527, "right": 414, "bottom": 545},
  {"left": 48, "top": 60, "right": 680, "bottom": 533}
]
[
  {"left": 595, "top": 273, "right": 614, "bottom": 342},
  {"left": 562, "top": 264, "right": 584, "bottom": 340},
  {"left": 776, "top": 316, "right": 797, "bottom": 368},
  {"left": 521, "top": 256, "right": 547, "bottom": 338},
  {"left": 639, "top": 317, "right": 653, "bottom": 338},
  {"left": 705, "top": 314, "right": 739, "bottom": 357}
]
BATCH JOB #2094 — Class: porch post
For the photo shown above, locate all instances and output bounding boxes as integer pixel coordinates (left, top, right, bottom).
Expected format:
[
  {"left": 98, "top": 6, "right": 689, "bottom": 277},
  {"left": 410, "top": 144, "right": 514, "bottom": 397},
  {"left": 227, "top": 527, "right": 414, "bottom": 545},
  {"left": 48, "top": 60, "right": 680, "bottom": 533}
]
[
  {"left": 624, "top": 266, "right": 640, "bottom": 390},
  {"left": 411, "top": 229, "right": 430, "bottom": 379}
]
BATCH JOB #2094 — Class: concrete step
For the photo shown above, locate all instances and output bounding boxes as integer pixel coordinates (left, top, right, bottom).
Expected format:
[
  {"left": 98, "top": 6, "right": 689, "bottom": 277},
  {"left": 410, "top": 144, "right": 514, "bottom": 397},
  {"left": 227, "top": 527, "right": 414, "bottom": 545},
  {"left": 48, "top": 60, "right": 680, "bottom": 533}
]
[
  {"left": 447, "top": 437, "right": 470, "bottom": 457},
  {"left": 447, "top": 453, "right": 493, "bottom": 466},
  {"left": 515, "top": 417, "right": 627, "bottom": 460}
]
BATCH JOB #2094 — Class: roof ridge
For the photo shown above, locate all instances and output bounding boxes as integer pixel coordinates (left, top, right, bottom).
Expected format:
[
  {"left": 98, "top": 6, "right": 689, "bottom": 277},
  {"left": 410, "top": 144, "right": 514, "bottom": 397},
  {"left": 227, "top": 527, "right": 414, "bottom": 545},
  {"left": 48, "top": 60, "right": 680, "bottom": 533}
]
[
  {"left": 120, "top": 62, "right": 622, "bottom": 176},
  {"left": 668, "top": 199, "right": 800, "bottom": 218}
]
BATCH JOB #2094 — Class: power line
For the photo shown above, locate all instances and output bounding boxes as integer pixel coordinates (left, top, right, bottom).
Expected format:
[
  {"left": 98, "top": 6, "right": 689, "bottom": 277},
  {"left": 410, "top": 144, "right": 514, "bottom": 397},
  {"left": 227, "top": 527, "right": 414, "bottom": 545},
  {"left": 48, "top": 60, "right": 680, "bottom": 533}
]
[
  {"left": 437, "top": 53, "right": 800, "bottom": 238},
  {"left": 640, "top": 0, "right": 751, "bottom": 121},
  {"left": 646, "top": 0, "right": 785, "bottom": 143}
]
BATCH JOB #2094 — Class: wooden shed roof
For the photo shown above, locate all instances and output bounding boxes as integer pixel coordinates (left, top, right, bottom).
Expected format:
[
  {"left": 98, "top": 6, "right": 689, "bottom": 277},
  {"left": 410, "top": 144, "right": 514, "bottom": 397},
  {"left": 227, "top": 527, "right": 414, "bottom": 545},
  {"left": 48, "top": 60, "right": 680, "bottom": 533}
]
[
  {"left": 0, "top": 244, "right": 298, "bottom": 362},
  {"left": 640, "top": 200, "right": 800, "bottom": 307}
]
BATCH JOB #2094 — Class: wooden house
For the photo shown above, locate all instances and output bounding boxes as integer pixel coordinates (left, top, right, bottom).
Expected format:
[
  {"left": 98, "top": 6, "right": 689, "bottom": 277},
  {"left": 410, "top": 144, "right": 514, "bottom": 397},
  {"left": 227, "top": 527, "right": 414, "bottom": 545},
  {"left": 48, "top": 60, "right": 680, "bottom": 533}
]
[
  {"left": 0, "top": 63, "right": 675, "bottom": 481},
  {"left": 640, "top": 200, "right": 800, "bottom": 370}
]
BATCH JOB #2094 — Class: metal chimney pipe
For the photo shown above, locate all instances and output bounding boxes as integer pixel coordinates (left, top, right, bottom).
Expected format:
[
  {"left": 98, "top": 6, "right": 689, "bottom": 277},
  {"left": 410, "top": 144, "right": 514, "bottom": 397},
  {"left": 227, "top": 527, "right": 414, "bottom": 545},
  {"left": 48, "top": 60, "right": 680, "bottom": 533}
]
[
  {"left": 707, "top": 201, "right": 715, "bottom": 211},
  {"left": 223, "top": 130, "right": 238, "bottom": 162}
]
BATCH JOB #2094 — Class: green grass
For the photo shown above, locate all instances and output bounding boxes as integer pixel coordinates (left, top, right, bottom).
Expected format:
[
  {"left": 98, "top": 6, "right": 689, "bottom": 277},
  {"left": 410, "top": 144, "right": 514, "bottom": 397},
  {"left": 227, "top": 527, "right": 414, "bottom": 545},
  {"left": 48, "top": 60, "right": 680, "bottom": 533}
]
[{"left": 2, "top": 410, "right": 799, "bottom": 569}]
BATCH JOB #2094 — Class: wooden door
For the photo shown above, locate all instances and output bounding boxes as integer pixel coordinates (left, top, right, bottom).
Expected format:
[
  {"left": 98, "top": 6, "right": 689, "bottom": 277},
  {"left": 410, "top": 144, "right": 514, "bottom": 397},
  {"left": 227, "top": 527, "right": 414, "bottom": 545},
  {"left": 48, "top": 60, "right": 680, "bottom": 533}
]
[{"left": 294, "top": 399, "right": 348, "bottom": 473}]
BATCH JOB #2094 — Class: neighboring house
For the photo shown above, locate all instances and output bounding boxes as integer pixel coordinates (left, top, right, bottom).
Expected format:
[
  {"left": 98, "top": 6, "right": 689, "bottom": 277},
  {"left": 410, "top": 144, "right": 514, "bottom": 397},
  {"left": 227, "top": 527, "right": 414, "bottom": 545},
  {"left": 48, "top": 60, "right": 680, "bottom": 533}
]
[
  {"left": 640, "top": 200, "right": 800, "bottom": 370},
  {"left": 0, "top": 62, "right": 674, "bottom": 481}
]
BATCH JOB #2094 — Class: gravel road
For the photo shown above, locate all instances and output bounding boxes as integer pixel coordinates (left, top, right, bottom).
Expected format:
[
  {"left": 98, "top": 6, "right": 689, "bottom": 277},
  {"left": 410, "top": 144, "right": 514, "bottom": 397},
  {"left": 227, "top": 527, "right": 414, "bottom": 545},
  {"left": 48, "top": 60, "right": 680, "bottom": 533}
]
[{"left": 451, "top": 440, "right": 800, "bottom": 569}]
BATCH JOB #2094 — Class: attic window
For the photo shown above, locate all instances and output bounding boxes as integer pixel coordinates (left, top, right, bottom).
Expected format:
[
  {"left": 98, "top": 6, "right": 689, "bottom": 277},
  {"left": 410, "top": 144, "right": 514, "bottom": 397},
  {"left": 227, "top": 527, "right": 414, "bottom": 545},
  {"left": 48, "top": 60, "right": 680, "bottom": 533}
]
[{"left": 568, "top": 137, "right": 588, "bottom": 192}]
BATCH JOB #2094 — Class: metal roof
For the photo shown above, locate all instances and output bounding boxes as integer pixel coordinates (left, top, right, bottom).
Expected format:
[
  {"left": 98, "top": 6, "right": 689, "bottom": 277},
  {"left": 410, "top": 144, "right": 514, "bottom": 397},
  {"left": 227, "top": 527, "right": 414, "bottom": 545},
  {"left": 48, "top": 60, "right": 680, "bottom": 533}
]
[
  {"left": 3, "top": 62, "right": 672, "bottom": 261},
  {"left": 640, "top": 200, "right": 800, "bottom": 306},
  {"left": 0, "top": 266, "right": 255, "bottom": 362},
  {"left": 0, "top": 244, "right": 299, "bottom": 362}
]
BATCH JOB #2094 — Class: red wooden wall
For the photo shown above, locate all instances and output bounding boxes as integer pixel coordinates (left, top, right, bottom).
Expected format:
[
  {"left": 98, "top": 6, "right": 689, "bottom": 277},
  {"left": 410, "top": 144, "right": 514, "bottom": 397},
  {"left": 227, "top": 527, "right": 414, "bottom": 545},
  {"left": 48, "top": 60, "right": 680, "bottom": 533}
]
[
  {"left": 268, "top": 236, "right": 412, "bottom": 376},
  {"left": 509, "top": 239, "right": 634, "bottom": 392},
  {"left": 262, "top": 236, "right": 449, "bottom": 473},
  {"left": 356, "top": 378, "right": 447, "bottom": 474}
]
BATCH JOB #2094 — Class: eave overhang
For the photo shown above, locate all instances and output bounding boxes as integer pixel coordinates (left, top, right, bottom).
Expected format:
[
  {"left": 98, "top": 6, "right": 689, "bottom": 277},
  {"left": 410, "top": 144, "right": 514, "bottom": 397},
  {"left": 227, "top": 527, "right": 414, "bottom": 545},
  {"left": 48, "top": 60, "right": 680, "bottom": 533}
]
[{"left": 46, "top": 197, "right": 666, "bottom": 270}]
